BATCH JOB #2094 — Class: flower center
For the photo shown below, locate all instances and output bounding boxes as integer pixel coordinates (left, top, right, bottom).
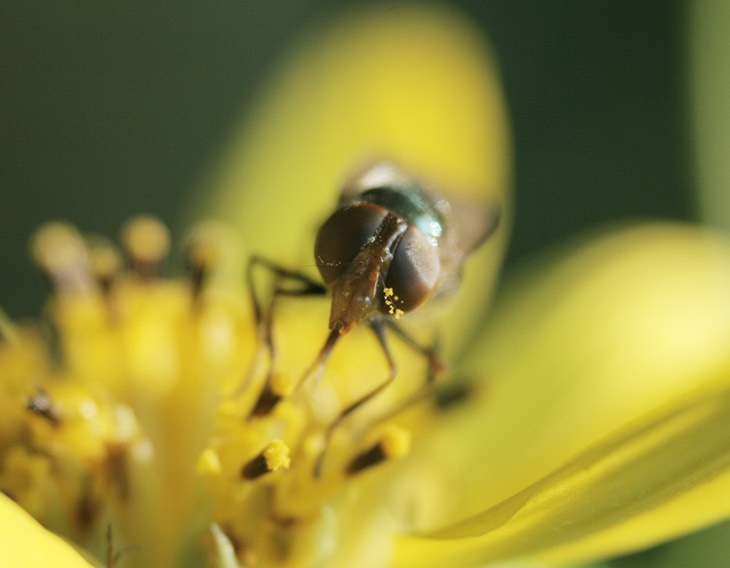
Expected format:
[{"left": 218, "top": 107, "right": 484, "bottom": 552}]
[{"left": 0, "top": 216, "right": 457, "bottom": 567}]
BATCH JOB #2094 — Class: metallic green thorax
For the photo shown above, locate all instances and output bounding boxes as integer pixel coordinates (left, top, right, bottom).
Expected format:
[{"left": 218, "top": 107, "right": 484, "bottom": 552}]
[{"left": 358, "top": 185, "right": 444, "bottom": 245}]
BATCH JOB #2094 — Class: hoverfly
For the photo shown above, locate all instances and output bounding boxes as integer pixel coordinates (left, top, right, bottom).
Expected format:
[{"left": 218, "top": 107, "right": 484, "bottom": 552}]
[
  {"left": 248, "top": 162, "right": 499, "bottom": 469},
  {"left": 316, "top": 162, "right": 499, "bottom": 332}
]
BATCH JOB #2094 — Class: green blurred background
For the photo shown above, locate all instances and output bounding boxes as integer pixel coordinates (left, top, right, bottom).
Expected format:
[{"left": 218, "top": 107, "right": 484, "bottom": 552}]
[
  {"left": 0, "top": 1, "right": 695, "bottom": 318},
  {"left": 2, "top": 1, "right": 726, "bottom": 565}
]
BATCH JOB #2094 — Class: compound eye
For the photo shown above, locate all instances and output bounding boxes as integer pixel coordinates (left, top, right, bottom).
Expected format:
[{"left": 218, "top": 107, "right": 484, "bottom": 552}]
[
  {"left": 315, "top": 203, "right": 387, "bottom": 285},
  {"left": 383, "top": 226, "right": 440, "bottom": 313}
]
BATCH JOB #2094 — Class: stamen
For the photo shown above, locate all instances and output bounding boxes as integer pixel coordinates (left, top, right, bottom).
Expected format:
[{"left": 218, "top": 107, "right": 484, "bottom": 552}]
[
  {"left": 30, "top": 222, "right": 94, "bottom": 294},
  {"left": 76, "top": 479, "right": 101, "bottom": 532},
  {"left": 253, "top": 326, "right": 342, "bottom": 419},
  {"left": 106, "top": 442, "right": 131, "bottom": 501},
  {"left": 347, "top": 426, "right": 411, "bottom": 475},
  {"left": 434, "top": 381, "right": 474, "bottom": 411},
  {"left": 184, "top": 221, "right": 241, "bottom": 300},
  {"left": 121, "top": 216, "right": 170, "bottom": 279},
  {"left": 242, "top": 439, "right": 291, "bottom": 480},
  {"left": 184, "top": 234, "right": 217, "bottom": 299},
  {"left": 250, "top": 371, "right": 296, "bottom": 418},
  {"left": 250, "top": 383, "right": 283, "bottom": 417},
  {"left": 86, "top": 236, "right": 122, "bottom": 295},
  {"left": 187, "top": 248, "right": 211, "bottom": 299}
]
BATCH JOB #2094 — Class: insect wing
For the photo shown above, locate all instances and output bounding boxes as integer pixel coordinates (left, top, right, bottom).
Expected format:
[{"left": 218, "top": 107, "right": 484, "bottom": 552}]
[{"left": 431, "top": 193, "right": 500, "bottom": 301}]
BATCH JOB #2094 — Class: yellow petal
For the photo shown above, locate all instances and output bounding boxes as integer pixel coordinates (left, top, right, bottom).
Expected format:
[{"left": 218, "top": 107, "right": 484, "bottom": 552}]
[
  {"left": 391, "top": 223, "right": 730, "bottom": 566},
  {"left": 0, "top": 492, "right": 93, "bottom": 568},
  {"left": 188, "top": 3, "right": 511, "bottom": 357}
]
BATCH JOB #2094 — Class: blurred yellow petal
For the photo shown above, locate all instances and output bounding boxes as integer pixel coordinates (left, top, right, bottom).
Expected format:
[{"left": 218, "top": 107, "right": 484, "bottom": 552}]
[
  {"left": 190, "top": 3, "right": 511, "bottom": 357},
  {"left": 392, "top": 223, "right": 730, "bottom": 566},
  {"left": 0, "top": 492, "right": 93, "bottom": 568}
]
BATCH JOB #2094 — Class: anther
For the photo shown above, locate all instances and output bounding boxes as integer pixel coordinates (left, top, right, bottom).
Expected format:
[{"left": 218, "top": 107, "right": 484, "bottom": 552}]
[
  {"left": 241, "top": 439, "right": 291, "bottom": 480},
  {"left": 121, "top": 216, "right": 170, "bottom": 279},
  {"left": 346, "top": 426, "right": 411, "bottom": 475},
  {"left": 30, "top": 222, "right": 94, "bottom": 295}
]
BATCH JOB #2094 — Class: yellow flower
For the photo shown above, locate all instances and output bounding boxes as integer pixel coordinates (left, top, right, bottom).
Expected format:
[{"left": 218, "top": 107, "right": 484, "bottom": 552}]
[{"left": 4, "top": 4, "right": 730, "bottom": 568}]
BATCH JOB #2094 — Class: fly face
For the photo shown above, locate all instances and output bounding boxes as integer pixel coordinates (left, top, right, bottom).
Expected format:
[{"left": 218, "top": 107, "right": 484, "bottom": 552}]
[{"left": 314, "top": 162, "right": 499, "bottom": 337}]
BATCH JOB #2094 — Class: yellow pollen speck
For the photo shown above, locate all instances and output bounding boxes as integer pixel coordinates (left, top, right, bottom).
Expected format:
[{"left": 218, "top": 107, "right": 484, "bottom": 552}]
[
  {"left": 263, "top": 439, "right": 291, "bottom": 472},
  {"left": 380, "top": 426, "right": 411, "bottom": 459},
  {"left": 383, "top": 288, "right": 404, "bottom": 318}
]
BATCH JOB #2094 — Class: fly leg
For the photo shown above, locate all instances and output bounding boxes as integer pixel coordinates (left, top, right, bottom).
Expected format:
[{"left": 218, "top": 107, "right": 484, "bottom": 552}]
[
  {"left": 314, "top": 319, "right": 397, "bottom": 476},
  {"left": 384, "top": 319, "right": 444, "bottom": 382},
  {"left": 313, "top": 319, "right": 446, "bottom": 476},
  {"left": 246, "top": 255, "right": 327, "bottom": 417}
]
